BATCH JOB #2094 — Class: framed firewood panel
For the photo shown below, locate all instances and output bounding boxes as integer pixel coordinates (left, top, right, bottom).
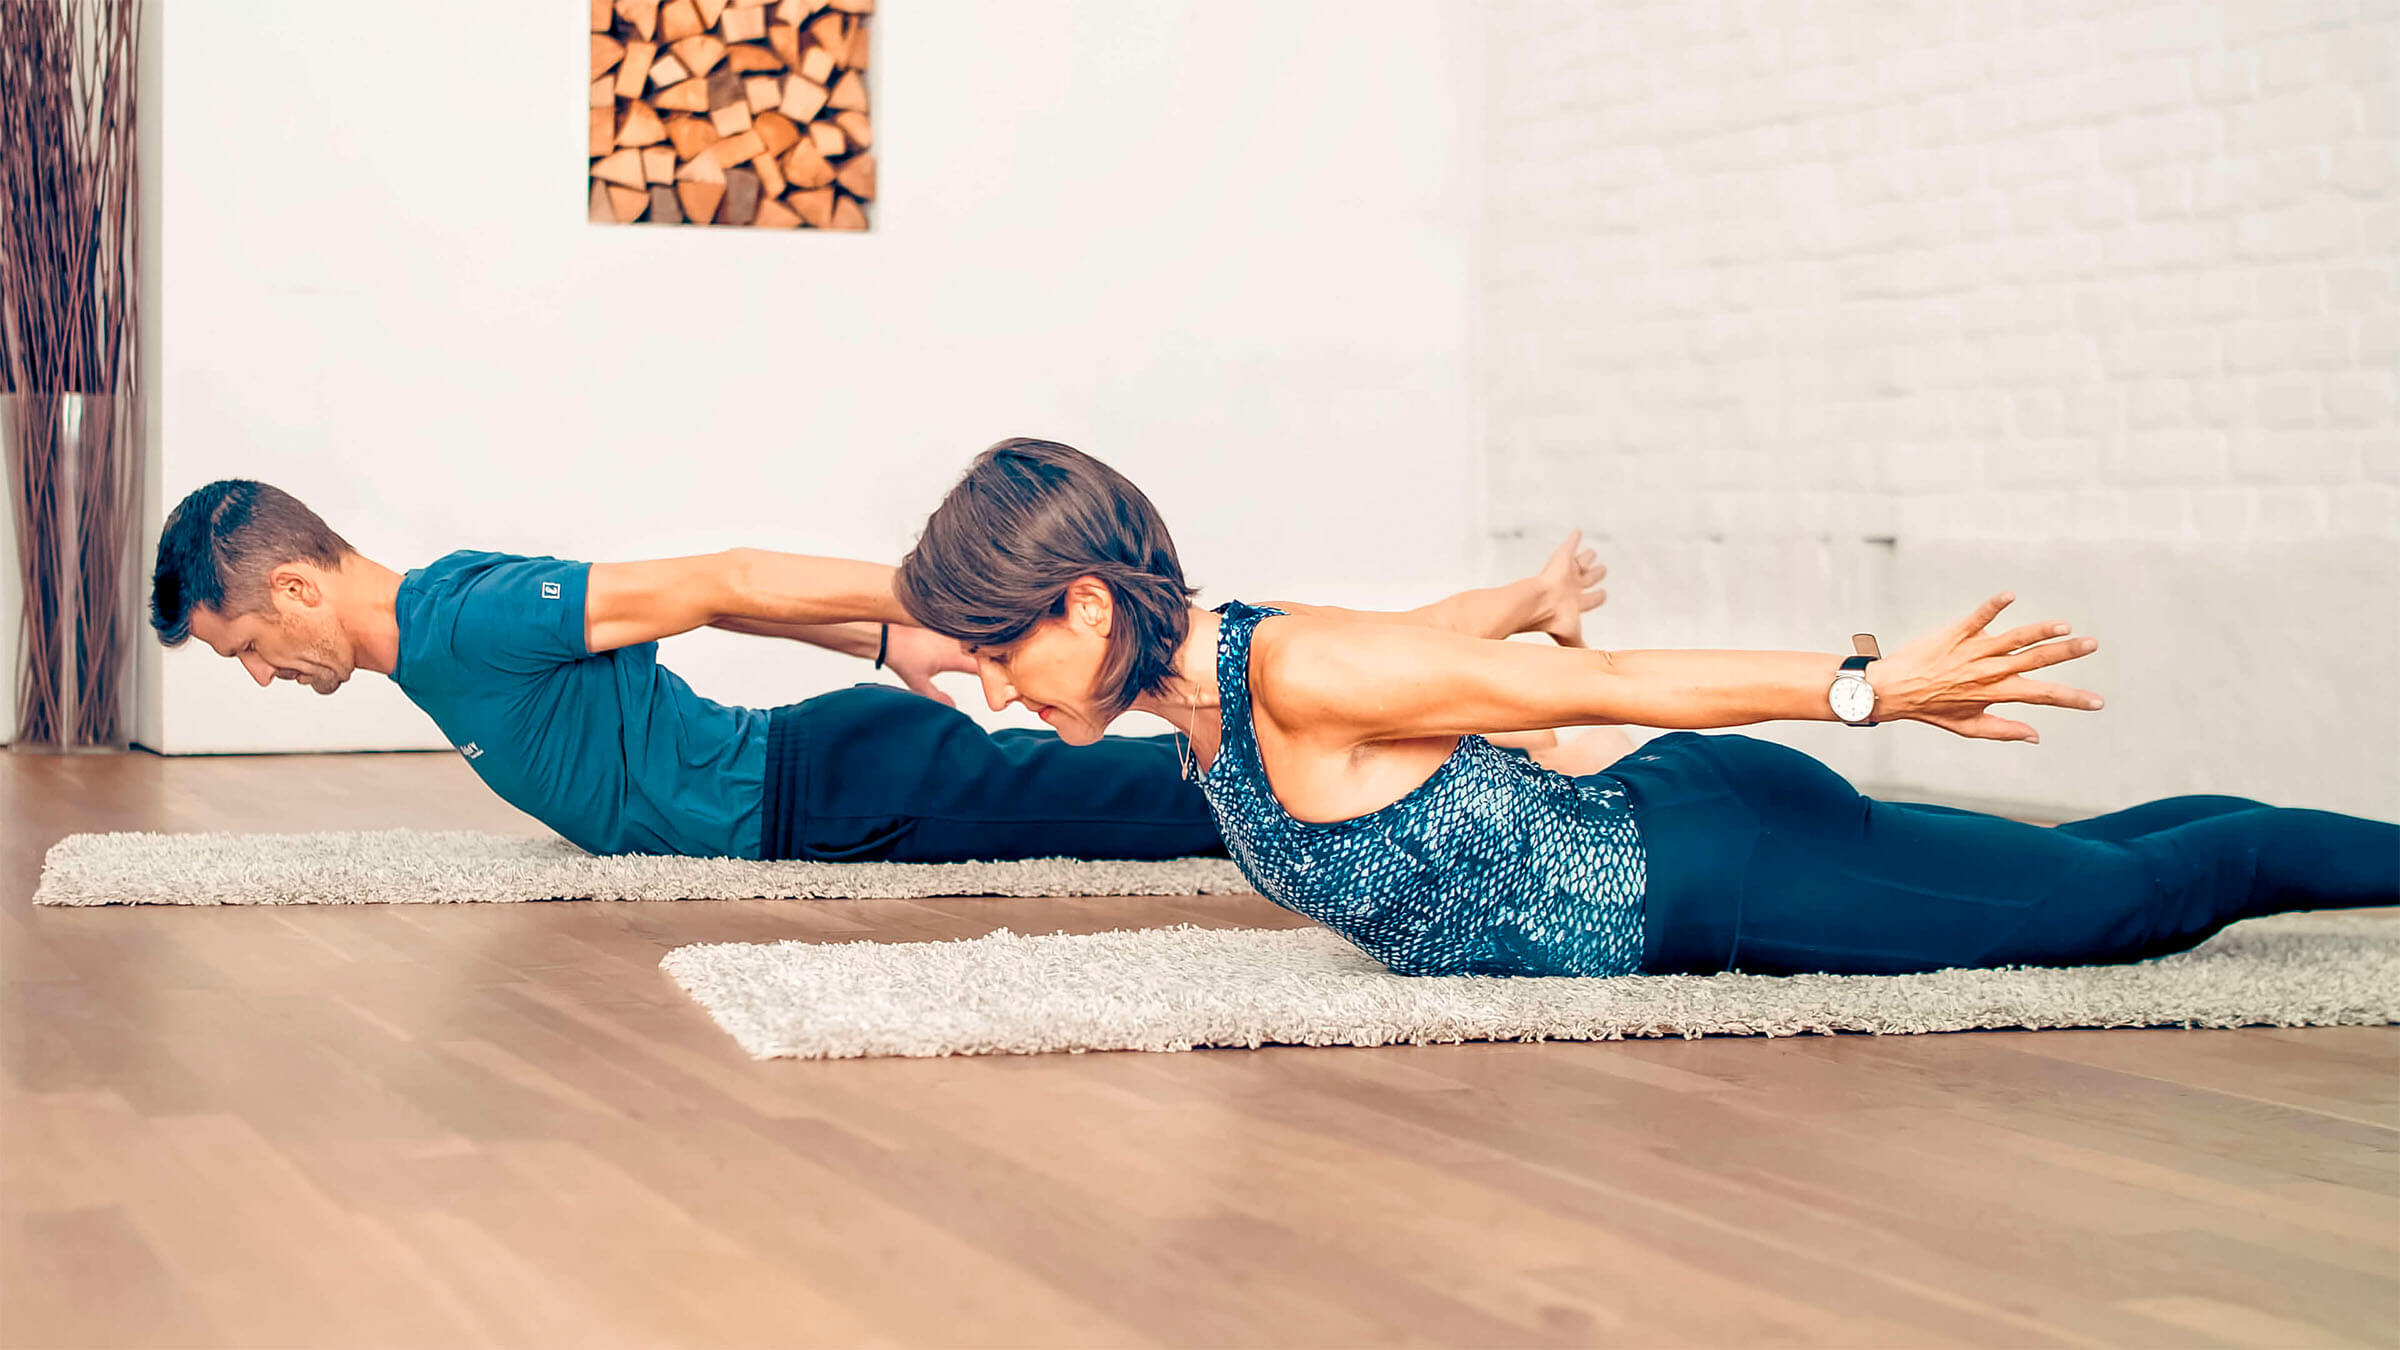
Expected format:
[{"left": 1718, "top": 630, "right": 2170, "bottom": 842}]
[{"left": 590, "top": 0, "right": 874, "bottom": 229}]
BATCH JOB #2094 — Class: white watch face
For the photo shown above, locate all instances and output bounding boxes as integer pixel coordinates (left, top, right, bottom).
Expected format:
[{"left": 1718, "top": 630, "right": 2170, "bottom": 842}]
[{"left": 1831, "top": 674, "right": 1876, "bottom": 723}]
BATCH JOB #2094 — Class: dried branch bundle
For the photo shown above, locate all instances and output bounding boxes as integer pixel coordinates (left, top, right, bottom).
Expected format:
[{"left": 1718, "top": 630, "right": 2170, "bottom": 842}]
[{"left": 0, "top": 0, "right": 144, "bottom": 747}]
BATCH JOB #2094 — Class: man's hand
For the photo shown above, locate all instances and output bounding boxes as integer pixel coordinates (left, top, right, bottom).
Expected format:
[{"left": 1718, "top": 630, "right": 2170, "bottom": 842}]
[
  {"left": 1530, "top": 529, "right": 1608, "bottom": 647},
  {"left": 881, "top": 624, "right": 978, "bottom": 707}
]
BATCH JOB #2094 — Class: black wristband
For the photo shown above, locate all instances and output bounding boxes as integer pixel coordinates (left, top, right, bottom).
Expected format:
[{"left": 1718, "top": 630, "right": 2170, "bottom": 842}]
[{"left": 873, "top": 623, "right": 889, "bottom": 669}]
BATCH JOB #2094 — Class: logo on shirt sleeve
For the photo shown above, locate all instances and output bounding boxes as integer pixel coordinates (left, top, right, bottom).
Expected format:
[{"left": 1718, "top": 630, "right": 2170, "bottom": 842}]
[
  {"left": 459, "top": 742, "right": 483, "bottom": 760},
  {"left": 541, "top": 581, "right": 562, "bottom": 600}
]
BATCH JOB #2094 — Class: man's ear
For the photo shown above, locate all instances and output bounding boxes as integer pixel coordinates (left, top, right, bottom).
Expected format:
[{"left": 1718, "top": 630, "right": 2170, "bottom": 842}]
[
  {"left": 1065, "top": 576, "right": 1113, "bottom": 637},
  {"left": 267, "top": 564, "right": 324, "bottom": 609}
]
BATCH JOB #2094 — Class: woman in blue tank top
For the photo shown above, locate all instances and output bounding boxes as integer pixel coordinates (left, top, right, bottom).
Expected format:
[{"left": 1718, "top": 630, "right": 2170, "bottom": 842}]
[{"left": 895, "top": 439, "right": 2399, "bottom": 979}]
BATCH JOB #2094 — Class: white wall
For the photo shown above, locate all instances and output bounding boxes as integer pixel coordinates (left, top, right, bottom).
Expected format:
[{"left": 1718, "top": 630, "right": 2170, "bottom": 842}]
[
  {"left": 1483, "top": 0, "right": 2399, "bottom": 818},
  {"left": 143, "top": 0, "right": 1485, "bottom": 752}
]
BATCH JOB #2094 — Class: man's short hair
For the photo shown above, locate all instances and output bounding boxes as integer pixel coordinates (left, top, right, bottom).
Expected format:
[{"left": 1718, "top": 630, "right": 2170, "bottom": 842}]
[{"left": 150, "top": 480, "right": 353, "bottom": 646}]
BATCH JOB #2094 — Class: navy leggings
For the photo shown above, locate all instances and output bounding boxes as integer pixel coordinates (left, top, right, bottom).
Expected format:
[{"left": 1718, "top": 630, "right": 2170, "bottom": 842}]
[
  {"left": 760, "top": 685, "right": 1224, "bottom": 862},
  {"left": 1607, "top": 732, "right": 2400, "bottom": 976}
]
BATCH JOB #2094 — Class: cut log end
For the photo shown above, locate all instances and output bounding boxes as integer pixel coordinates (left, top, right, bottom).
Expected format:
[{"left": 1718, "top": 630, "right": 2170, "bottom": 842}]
[
  {"left": 710, "top": 128, "right": 767, "bottom": 169},
  {"left": 708, "top": 100, "right": 755, "bottom": 136},
  {"left": 658, "top": 0, "right": 702, "bottom": 42},
  {"left": 608, "top": 184, "right": 650, "bottom": 222},
  {"left": 615, "top": 100, "right": 667, "bottom": 148},
  {"left": 753, "top": 110, "right": 801, "bottom": 157},
  {"left": 828, "top": 70, "right": 868, "bottom": 113},
  {"left": 779, "top": 74, "right": 828, "bottom": 123},
  {"left": 614, "top": 0, "right": 659, "bottom": 41},
  {"left": 726, "top": 43, "right": 784, "bottom": 73},
  {"left": 834, "top": 151, "right": 875, "bottom": 200},
  {"left": 721, "top": 4, "right": 767, "bottom": 43},
  {"left": 671, "top": 33, "right": 727, "bottom": 79},
  {"left": 829, "top": 194, "right": 868, "bottom": 230},
  {"left": 781, "top": 139, "right": 835, "bottom": 188},
  {"left": 723, "top": 166, "right": 763, "bottom": 225},
  {"left": 665, "top": 113, "right": 721, "bottom": 159},
  {"left": 653, "top": 77, "right": 710, "bottom": 112},
  {"left": 789, "top": 186, "right": 836, "bottom": 227},
  {"left": 677, "top": 178, "right": 725, "bottom": 225},
  {"left": 615, "top": 41, "right": 657, "bottom": 98},
  {"left": 591, "top": 146, "right": 647, "bottom": 189}
]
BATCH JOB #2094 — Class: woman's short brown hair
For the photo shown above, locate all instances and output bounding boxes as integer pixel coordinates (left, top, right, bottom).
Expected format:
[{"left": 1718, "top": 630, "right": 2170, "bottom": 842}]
[{"left": 898, "top": 439, "right": 1195, "bottom": 719}]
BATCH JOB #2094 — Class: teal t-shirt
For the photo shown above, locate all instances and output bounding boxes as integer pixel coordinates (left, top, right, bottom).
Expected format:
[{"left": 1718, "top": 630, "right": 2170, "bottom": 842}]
[{"left": 391, "top": 551, "right": 769, "bottom": 858}]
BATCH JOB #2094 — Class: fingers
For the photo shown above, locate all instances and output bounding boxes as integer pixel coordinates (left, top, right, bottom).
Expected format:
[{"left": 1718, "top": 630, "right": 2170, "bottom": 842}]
[
  {"left": 1982, "top": 619, "right": 2070, "bottom": 655},
  {"left": 1993, "top": 676, "right": 2104, "bottom": 711},
  {"left": 1922, "top": 710, "right": 2042, "bottom": 743},
  {"left": 2001, "top": 635, "right": 2100, "bottom": 676},
  {"left": 1951, "top": 591, "right": 2015, "bottom": 642},
  {"left": 901, "top": 673, "right": 959, "bottom": 707},
  {"left": 1578, "top": 585, "right": 1608, "bottom": 613}
]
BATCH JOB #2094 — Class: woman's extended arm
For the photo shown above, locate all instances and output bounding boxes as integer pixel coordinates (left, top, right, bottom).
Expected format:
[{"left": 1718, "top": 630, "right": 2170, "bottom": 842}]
[
  {"left": 1257, "top": 593, "right": 2102, "bottom": 747},
  {"left": 710, "top": 617, "right": 980, "bottom": 705}
]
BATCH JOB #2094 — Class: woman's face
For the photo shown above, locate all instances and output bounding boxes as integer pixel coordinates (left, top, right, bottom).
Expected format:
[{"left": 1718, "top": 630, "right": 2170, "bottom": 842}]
[{"left": 969, "top": 580, "right": 1115, "bottom": 744}]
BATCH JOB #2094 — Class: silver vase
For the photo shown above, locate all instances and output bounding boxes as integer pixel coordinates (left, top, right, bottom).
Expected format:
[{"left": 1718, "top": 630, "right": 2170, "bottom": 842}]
[{"left": 2, "top": 392, "right": 140, "bottom": 751}]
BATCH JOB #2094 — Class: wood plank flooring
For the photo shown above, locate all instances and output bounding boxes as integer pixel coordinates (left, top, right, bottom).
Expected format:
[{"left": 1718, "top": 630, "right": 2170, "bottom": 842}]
[{"left": 2, "top": 750, "right": 2394, "bottom": 1348}]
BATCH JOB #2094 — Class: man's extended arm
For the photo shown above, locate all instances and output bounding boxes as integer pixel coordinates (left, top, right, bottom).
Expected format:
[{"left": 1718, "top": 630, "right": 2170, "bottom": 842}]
[{"left": 583, "top": 549, "right": 913, "bottom": 654}]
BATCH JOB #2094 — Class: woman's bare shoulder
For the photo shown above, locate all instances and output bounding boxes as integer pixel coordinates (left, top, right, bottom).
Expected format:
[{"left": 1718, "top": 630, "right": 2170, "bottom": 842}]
[{"left": 1246, "top": 613, "right": 1389, "bottom": 727}]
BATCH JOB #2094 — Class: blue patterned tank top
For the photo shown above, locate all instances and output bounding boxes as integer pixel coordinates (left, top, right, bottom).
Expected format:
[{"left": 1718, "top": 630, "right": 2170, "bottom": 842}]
[{"left": 1195, "top": 602, "right": 1647, "bottom": 977}]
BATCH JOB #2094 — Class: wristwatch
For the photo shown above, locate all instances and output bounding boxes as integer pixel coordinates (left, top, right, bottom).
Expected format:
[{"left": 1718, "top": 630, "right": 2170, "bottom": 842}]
[{"left": 1829, "top": 634, "right": 1882, "bottom": 726}]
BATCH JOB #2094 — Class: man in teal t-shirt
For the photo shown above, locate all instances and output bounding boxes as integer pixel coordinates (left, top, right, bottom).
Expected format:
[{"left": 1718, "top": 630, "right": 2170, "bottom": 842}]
[
  {"left": 147, "top": 480, "right": 1607, "bottom": 861},
  {"left": 389, "top": 550, "right": 770, "bottom": 857}
]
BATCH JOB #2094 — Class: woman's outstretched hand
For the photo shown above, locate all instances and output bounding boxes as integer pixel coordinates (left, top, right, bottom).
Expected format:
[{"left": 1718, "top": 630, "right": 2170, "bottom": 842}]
[
  {"left": 1872, "top": 593, "right": 2104, "bottom": 743},
  {"left": 882, "top": 624, "right": 980, "bottom": 707}
]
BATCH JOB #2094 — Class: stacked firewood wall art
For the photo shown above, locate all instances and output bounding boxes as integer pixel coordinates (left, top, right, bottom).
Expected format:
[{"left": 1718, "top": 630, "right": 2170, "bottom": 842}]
[{"left": 589, "top": 0, "right": 874, "bottom": 229}]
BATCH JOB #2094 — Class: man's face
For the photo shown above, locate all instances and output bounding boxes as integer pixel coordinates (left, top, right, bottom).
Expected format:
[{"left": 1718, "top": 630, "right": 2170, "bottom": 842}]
[{"left": 186, "top": 582, "right": 355, "bottom": 695}]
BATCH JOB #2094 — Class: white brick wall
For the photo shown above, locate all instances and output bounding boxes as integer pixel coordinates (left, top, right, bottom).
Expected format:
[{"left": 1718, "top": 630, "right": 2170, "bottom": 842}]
[{"left": 1483, "top": 0, "right": 2399, "bottom": 817}]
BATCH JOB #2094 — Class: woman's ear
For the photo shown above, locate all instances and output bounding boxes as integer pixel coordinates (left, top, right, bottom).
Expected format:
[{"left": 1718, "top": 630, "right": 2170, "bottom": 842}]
[{"left": 1065, "top": 575, "right": 1114, "bottom": 637}]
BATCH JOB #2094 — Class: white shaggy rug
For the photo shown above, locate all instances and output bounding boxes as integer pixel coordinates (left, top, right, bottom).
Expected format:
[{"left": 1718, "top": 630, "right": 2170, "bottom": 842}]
[
  {"left": 33, "top": 829, "right": 1250, "bottom": 906},
  {"left": 660, "top": 913, "right": 2400, "bottom": 1059}
]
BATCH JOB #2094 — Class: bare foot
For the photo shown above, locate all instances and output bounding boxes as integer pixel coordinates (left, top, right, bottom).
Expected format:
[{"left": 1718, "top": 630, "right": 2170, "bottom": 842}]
[
  {"left": 1530, "top": 530, "right": 1608, "bottom": 647},
  {"left": 1531, "top": 728, "right": 1638, "bottom": 777}
]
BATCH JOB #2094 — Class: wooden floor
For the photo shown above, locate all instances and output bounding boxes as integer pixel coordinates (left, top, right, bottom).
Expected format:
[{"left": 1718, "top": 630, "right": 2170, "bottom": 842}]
[{"left": 2, "top": 752, "right": 2394, "bottom": 1349}]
